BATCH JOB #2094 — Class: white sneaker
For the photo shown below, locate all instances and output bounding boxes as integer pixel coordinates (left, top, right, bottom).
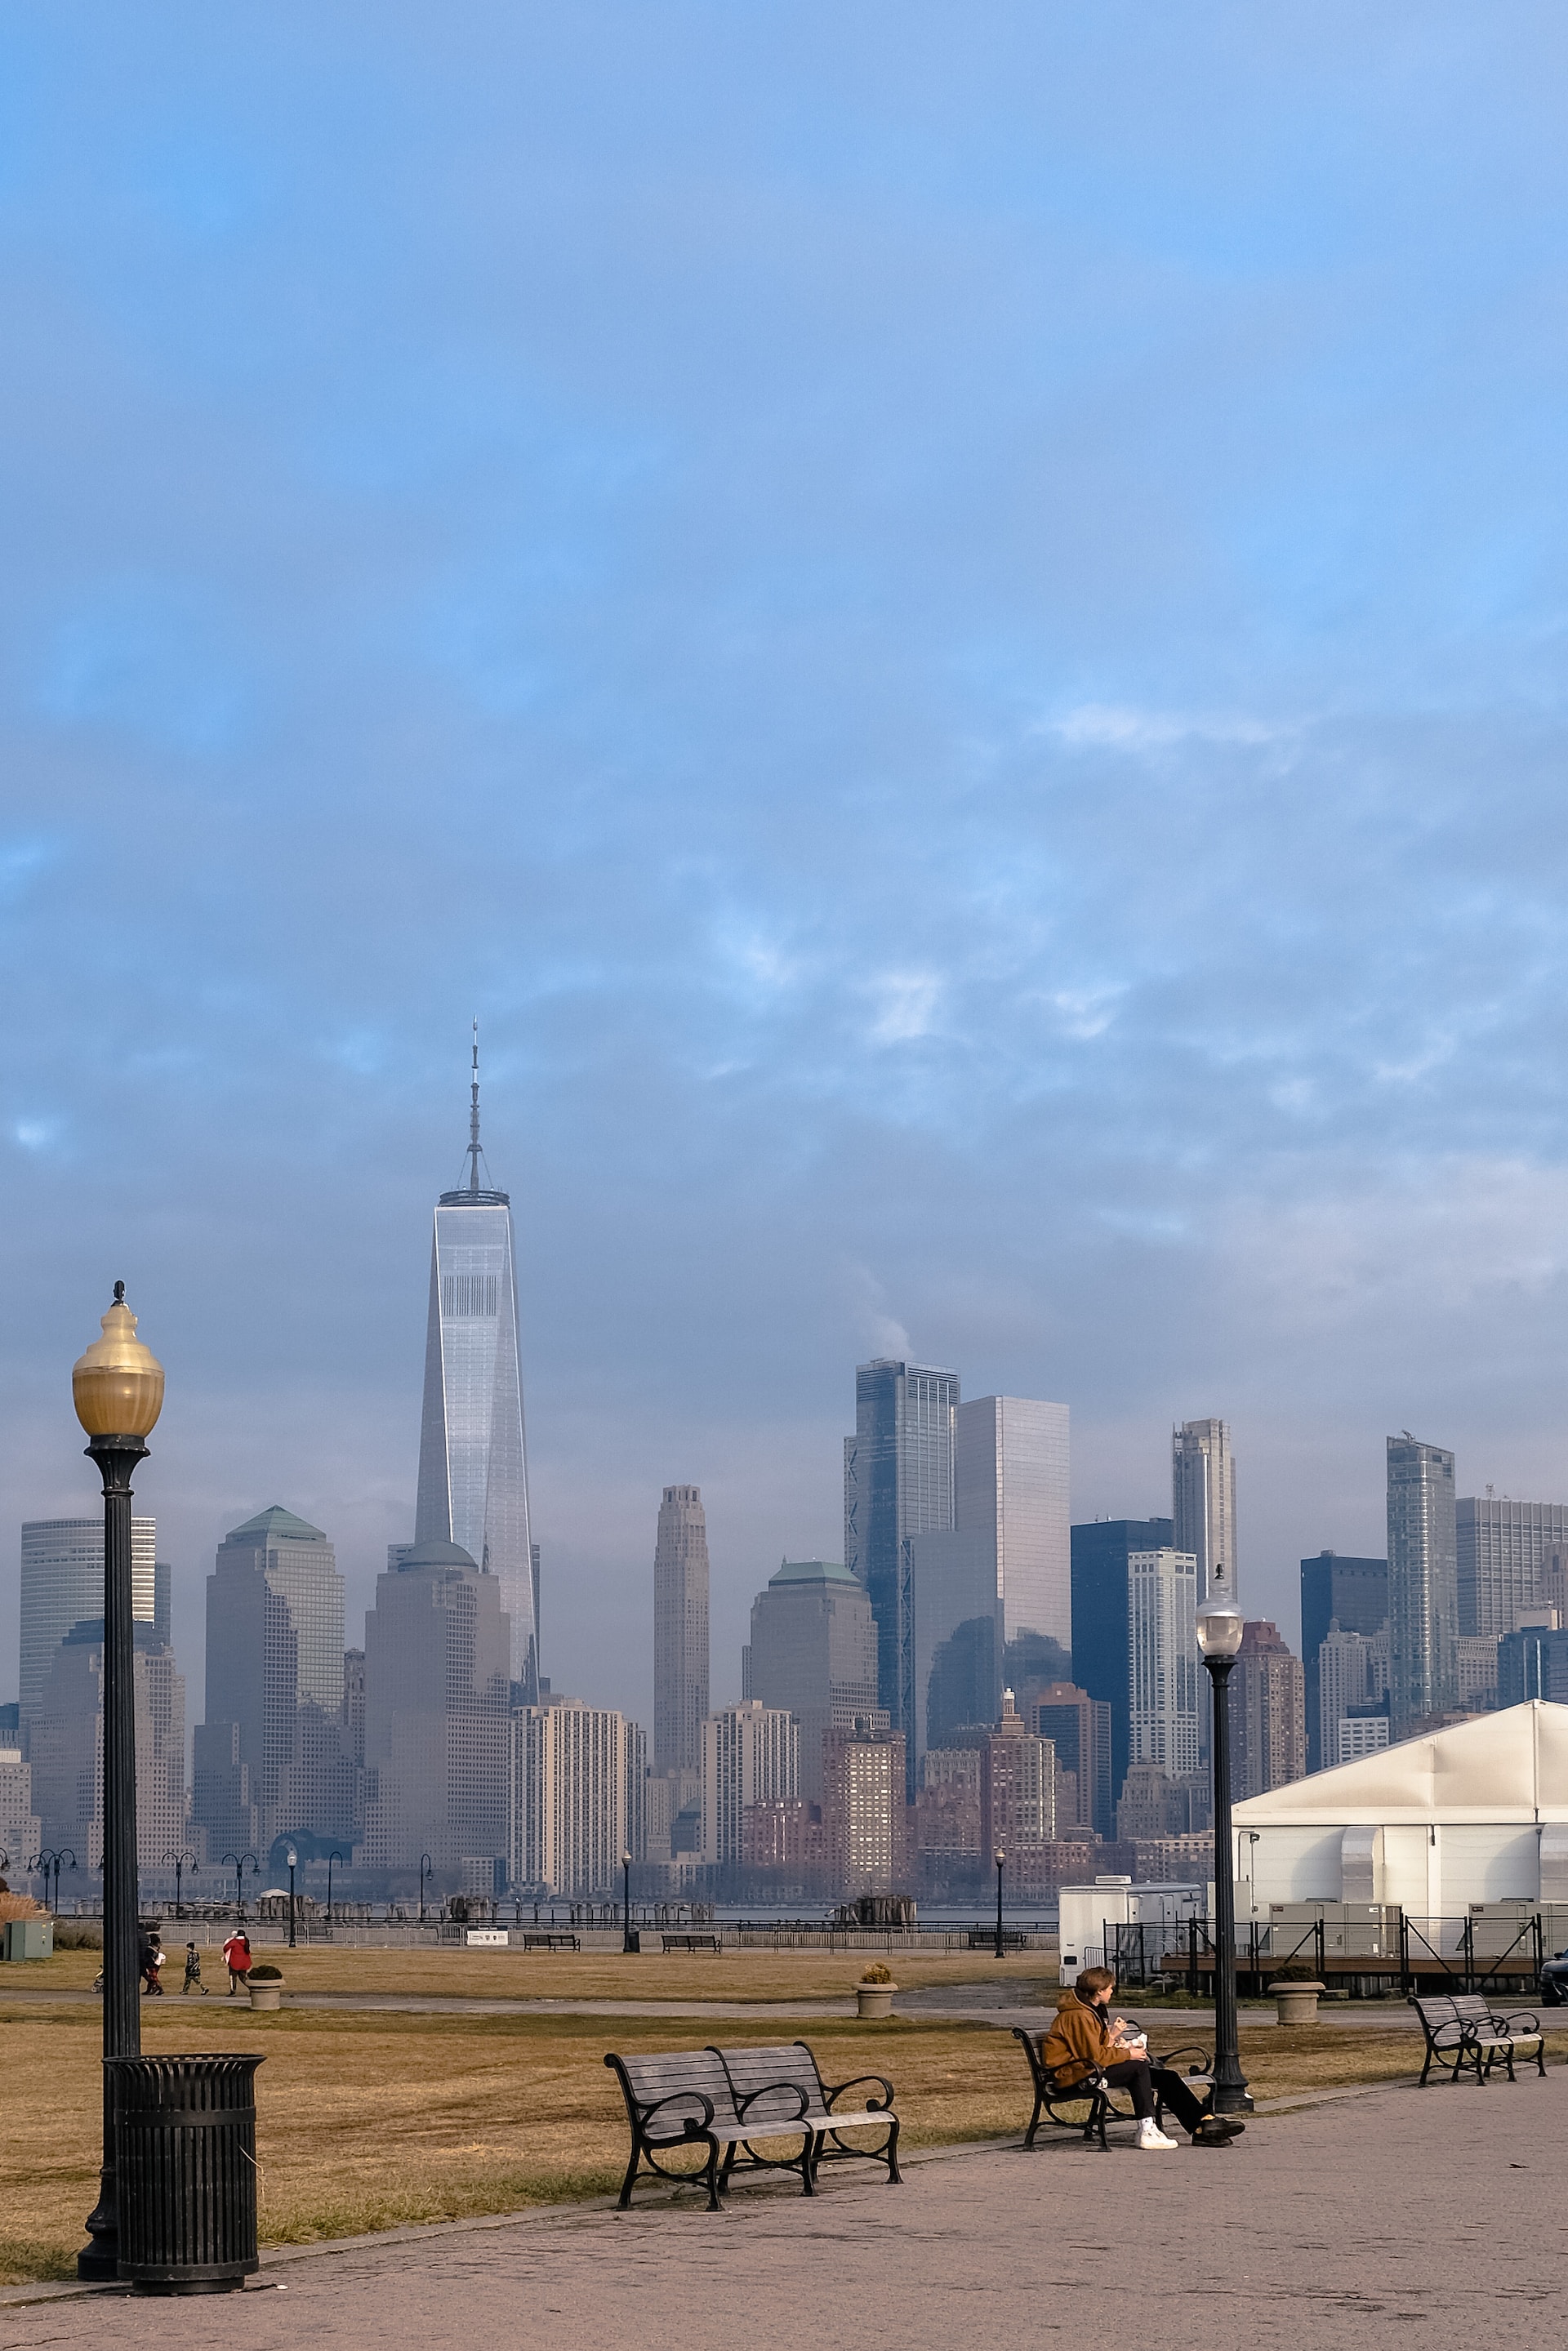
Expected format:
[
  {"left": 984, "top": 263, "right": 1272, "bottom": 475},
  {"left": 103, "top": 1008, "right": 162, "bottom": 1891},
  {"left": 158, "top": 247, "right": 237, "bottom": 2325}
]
[{"left": 1134, "top": 2119, "right": 1178, "bottom": 2150}]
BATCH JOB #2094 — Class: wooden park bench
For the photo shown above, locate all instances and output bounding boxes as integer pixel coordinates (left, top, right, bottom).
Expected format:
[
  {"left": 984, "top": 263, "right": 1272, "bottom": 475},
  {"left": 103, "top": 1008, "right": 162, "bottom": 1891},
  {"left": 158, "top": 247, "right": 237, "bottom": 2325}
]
[
  {"left": 1011, "top": 2025, "right": 1212, "bottom": 2152},
  {"left": 658, "top": 1931, "right": 723, "bottom": 1953},
  {"left": 519, "top": 1931, "right": 581, "bottom": 1952},
  {"left": 604, "top": 2041, "right": 900, "bottom": 2210},
  {"left": 1412, "top": 1993, "right": 1548, "bottom": 2087},
  {"left": 710, "top": 2042, "right": 900, "bottom": 2187}
]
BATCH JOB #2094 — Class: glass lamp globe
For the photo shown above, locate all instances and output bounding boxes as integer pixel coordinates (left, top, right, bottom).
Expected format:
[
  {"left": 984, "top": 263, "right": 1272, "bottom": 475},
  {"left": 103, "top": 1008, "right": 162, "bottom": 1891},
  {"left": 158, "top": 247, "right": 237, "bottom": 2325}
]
[
  {"left": 1196, "top": 1561, "right": 1245, "bottom": 1659},
  {"left": 72, "top": 1283, "right": 165, "bottom": 1440}
]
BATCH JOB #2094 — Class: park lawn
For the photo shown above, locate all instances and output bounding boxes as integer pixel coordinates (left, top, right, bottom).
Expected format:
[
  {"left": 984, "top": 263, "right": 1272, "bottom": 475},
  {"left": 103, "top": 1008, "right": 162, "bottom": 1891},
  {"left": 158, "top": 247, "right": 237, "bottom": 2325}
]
[
  {"left": 4, "top": 1997, "right": 1549, "bottom": 2286},
  {"left": 7, "top": 1943, "right": 1062, "bottom": 2003}
]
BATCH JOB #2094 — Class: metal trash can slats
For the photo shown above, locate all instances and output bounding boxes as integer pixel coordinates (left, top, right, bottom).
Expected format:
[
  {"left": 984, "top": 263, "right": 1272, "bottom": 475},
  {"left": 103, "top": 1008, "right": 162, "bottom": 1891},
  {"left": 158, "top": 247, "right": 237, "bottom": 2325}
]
[{"left": 106, "top": 2053, "right": 265, "bottom": 2292}]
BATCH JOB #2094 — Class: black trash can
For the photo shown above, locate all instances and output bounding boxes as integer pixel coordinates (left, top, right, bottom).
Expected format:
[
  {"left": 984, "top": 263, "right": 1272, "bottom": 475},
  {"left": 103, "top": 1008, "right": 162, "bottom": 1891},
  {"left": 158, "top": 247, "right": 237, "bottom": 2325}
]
[{"left": 107, "top": 2053, "right": 265, "bottom": 2294}]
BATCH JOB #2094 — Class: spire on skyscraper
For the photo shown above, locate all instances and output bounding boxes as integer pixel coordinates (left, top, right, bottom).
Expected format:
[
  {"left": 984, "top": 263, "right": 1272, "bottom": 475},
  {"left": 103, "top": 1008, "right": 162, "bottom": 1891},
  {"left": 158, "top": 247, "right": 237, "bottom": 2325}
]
[
  {"left": 454, "top": 1020, "right": 505, "bottom": 1204},
  {"left": 417, "top": 1035, "right": 538, "bottom": 1698}
]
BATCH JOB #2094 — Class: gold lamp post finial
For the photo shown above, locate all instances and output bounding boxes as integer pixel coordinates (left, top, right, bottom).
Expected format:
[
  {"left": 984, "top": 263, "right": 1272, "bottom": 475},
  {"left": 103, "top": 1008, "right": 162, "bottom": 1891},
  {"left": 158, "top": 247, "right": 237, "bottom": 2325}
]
[{"left": 73, "top": 1284, "right": 165, "bottom": 1441}]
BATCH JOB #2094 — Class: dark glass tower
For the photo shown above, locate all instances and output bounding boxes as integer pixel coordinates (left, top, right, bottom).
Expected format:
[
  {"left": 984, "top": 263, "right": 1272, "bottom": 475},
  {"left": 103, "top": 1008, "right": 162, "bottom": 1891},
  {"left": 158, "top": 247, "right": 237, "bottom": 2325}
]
[
  {"left": 1299, "top": 1551, "right": 1388, "bottom": 1770},
  {"left": 844, "top": 1359, "right": 959, "bottom": 1759},
  {"left": 414, "top": 1033, "right": 538, "bottom": 1701},
  {"left": 1068, "top": 1517, "right": 1174, "bottom": 1809}
]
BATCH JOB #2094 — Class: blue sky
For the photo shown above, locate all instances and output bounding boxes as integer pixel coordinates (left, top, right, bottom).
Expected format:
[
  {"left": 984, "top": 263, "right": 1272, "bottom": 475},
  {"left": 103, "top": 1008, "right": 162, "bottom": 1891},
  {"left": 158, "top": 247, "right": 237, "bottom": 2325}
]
[{"left": 4, "top": 2, "right": 1568, "bottom": 1724}]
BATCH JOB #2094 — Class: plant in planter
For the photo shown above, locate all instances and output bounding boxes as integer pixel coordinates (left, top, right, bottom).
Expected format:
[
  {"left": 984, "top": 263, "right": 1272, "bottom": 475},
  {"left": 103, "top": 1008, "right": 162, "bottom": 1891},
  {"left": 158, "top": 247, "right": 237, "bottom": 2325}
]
[
  {"left": 1271, "top": 1963, "right": 1325, "bottom": 2023},
  {"left": 247, "top": 1962, "right": 286, "bottom": 2011},
  {"left": 855, "top": 1961, "right": 898, "bottom": 2019}
]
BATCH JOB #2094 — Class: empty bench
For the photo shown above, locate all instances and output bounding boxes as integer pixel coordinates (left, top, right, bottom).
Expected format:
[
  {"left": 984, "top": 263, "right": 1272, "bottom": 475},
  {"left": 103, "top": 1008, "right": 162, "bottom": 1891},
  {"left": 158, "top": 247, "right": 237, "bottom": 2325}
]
[
  {"left": 1011, "top": 2026, "right": 1212, "bottom": 2152},
  {"left": 519, "top": 1932, "right": 581, "bottom": 1951},
  {"left": 1413, "top": 1993, "right": 1547, "bottom": 2086},
  {"left": 658, "top": 1932, "right": 724, "bottom": 1953},
  {"left": 604, "top": 2040, "right": 899, "bottom": 2210}
]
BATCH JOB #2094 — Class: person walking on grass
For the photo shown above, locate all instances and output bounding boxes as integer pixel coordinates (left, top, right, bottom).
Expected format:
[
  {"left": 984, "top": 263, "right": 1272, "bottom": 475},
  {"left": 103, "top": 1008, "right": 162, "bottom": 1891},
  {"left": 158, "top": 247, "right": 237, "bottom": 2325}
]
[
  {"left": 1043, "top": 1966, "right": 1245, "bottom": 2150},
  {"left": 221, "top": 1929, "right": 252, "bottom": 1996},
  {"left": 181, "top": 1939, "right": 209, "bottom": 1995},
  {"left": 139, "top": 1931, "right": 167, "bottom": 1997}
]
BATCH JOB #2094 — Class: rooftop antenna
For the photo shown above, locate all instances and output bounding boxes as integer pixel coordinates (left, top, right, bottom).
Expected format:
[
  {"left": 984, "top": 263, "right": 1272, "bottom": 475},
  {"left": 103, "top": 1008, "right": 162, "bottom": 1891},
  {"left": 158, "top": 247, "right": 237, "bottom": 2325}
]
[{"left": 468, "top": 1019, "right": 482, "bottom": 1195}]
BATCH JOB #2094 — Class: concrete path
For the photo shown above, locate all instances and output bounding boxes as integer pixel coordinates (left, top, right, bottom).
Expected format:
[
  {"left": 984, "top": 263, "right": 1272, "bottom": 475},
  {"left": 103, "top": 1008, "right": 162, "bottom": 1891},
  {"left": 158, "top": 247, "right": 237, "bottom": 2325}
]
[
  {"left": 4, "top": 2068, "right": 1563, "bottom": 2348},
  {"left": 0, "top": 1983, "right": 1431, "bottom": 2028}
]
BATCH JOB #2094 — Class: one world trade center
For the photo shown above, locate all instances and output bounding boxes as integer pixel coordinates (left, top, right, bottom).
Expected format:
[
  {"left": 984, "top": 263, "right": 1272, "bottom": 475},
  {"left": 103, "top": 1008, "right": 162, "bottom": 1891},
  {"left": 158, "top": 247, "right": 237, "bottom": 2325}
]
[{"left": 414, "top": 1032, "right": 539, "bottom": 1700}]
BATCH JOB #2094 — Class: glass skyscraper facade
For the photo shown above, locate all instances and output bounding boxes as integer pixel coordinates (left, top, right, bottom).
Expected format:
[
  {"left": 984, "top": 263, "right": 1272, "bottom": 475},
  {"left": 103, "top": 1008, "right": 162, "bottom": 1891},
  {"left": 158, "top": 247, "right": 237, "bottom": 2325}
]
[
  {"left": 20, "top": 1516, "right": 156, "bottom": 1728},
  {"left": 195, "top": 1504, "right": 354, "bottom": 1853},
  {"left": 1069, "top": 1516, "right": 1174, "bottom": 1809},
  {"left": 1172, "top": 1418, "right": 1237, "bottom": 1603},
  {"left": 1387, "top": 1434, "right": 1459, "bottom": 1739},
  {"left": 844, "top": 1359, "right": 960, "bottom": 1757},
  {"left": 1456, "top": 1496, "right": 1568, "bottom": 1639},
  {"left": 414, "top": 1057, "right": 538, "bottom": 1700},
  {"left": 653, "top": 1485, "right": 710, "bottom": 1779}
]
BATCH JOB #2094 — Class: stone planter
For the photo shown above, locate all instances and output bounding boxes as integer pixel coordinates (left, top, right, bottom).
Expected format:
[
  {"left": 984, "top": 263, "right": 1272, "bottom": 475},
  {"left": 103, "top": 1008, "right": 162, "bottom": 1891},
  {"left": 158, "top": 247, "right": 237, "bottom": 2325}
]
[
  {"left": 855, "top": 1983, "right": 897, "bottom": 2019},
  {"left": 1272, "top": 1979, "right": 1324, "bottom": 2024},
  {"left": 247, "top": 1978, "right": 285, "bottom": 2011}
]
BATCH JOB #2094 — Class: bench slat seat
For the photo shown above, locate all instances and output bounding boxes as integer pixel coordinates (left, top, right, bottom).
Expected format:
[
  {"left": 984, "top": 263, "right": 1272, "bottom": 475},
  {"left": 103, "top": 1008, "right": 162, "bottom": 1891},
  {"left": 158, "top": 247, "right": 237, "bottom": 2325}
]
[
  {"left": 709, "top": 2042, "right": 900, "bottom": 2185},
  {"left": 1412, "top": 1994, "right": 1547, "bottom": 2087},
  {"left": 605, "top": 2046, "right": 816, "bottom": 2210}
]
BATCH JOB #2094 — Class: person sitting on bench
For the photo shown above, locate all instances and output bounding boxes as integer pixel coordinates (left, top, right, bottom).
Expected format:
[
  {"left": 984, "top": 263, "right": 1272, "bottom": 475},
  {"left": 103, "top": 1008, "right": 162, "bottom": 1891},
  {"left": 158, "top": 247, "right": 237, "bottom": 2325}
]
[{"left": 1043, "top": 1967, "right": 1245, "bottom": 2150}]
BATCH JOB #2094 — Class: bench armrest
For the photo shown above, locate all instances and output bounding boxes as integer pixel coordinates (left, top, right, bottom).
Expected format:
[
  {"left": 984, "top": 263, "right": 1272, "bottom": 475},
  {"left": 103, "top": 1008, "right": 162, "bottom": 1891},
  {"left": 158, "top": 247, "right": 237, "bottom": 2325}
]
[
  {"left": 1155, "top": 2042, "right": 1213, "bottom": 2073},
  {"left": 820, "top": 2072, "right": 895, "bottom": 2113},
  {"left": 1488, "top": 2010, "right": 1542, "bottom": 2036},
  {"left": 735, "top": 2081, "right": 811, "bottom": 2123},
  {"left": 638, "top": 2089, "right": 715, "bottom": 2138}
]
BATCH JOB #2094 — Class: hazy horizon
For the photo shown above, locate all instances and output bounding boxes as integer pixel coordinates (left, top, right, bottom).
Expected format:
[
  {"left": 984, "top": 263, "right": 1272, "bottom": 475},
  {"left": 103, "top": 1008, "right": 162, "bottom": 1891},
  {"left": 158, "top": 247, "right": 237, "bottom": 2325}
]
[{"left": 4, "top": 4, "right": 1567, "bottom": 1730}]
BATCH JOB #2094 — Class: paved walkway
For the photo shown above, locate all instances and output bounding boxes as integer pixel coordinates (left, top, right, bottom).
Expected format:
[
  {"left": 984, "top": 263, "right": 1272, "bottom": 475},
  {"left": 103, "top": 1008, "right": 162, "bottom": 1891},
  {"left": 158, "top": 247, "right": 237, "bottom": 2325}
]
[
  {"left": 0, "top": 1984, "right": 1427, "bottom": 2028},
  {"left": 4, "top": 2069, "right": 1562, "bottom": 2348}
]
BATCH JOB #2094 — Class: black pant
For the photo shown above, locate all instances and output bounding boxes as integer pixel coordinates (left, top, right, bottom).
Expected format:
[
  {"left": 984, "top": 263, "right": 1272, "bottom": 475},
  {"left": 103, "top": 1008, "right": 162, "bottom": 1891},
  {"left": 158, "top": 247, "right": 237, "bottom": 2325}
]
[{"left": 1101, "top": 2059, "right": 1209, "bottom": 2133}]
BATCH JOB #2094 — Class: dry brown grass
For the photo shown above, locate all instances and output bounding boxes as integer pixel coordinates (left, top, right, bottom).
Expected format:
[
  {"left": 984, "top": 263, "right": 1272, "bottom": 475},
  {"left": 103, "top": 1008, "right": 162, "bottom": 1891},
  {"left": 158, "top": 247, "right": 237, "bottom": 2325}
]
[
  {"left": 3, "top": 1971, "right": 1547, "bottom": 2288},
  {"left": 4, "top": 1942, "right": 1061, "bottom": 2003}
]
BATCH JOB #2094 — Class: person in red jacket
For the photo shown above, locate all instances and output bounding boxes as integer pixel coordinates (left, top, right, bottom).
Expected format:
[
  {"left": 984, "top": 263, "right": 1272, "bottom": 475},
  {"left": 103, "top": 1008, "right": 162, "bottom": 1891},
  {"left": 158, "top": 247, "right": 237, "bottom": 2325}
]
[
  {"left": 1043, "top": 1968, "right": 1244, "bottom": 2150},
  {"left": 221, "top": 1930, "right": 252, "bottom": 1996}
]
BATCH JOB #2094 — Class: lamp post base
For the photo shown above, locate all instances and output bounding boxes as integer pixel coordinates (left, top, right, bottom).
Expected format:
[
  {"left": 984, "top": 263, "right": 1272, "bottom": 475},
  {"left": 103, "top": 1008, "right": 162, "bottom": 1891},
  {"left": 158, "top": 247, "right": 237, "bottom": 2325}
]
[{"left": 78, "top": 2167, "right": 118, "bottom": 2280}]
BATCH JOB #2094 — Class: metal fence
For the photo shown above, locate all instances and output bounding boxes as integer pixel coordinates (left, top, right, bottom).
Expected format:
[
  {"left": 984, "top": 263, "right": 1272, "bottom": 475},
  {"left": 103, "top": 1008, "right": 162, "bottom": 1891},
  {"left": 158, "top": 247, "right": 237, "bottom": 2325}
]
[{"left": 1103, "top": 1908, "right": 1567, "bottom": 1996}]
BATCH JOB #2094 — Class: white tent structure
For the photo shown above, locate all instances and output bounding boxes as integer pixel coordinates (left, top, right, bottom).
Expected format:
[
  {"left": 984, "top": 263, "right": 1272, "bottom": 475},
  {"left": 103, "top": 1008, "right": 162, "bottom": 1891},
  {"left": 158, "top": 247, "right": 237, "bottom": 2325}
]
[{"left": 1232, "top": 1700, "right": 1568, "bottom": 1917}]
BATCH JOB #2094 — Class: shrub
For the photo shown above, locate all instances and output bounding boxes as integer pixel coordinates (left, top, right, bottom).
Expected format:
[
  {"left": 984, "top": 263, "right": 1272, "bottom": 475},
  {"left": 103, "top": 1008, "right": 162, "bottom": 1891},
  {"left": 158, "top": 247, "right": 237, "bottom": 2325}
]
[
  {"left": 858, "top": 1962, "right": 894, "bottom": 1985},
  {"left": 1274, "top": 1964, "right": 1319, "bottom": 1984},
  {"left": 248, "top": 1963, "right": 284, "bottom": 1982},
  {"left": 51, "top": 1921, "right": 104, "bottom": 1950}
]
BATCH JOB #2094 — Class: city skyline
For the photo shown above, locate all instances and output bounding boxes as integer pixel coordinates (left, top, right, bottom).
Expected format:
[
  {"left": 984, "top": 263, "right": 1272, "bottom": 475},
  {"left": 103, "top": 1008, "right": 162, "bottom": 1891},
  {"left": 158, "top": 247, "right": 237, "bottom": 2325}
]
[{"left": 3, "top": 12, "right": 1568, "bottom": 1770}]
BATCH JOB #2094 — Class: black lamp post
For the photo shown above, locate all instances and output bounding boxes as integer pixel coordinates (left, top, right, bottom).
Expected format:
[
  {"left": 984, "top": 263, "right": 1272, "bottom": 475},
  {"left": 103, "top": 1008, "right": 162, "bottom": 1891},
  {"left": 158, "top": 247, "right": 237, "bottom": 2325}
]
[
  {"left": 326, "top": 1850, "right": 343, "bottom": 1937},
  {"left": 419, "top": 1853, "right": 433, "bottom": 1925},
  {"left": 621, "top": 1850, "right": 634, "bottom": 1952},
  {"left": 1196, "top": 1561, "right": 1252, "bottom": 2116},
  {"left": 71, "top": 1283, "right": 165, "bottom": 2282},
  {"left": 993, "top": 1848, "right": 1006, "bottom": 1960},
  {"left": 163, "top": 1850, "right": 198, "bottom": 1922},
  {"left": 222, "top": 1850, "right": 259, "bottom": 1920},
  {"left": 285, "top": 1846, "right": 298, "bottom": 1950},
  {"left": 33, "top": 1847, "right": 77, "bottom": 1915}
]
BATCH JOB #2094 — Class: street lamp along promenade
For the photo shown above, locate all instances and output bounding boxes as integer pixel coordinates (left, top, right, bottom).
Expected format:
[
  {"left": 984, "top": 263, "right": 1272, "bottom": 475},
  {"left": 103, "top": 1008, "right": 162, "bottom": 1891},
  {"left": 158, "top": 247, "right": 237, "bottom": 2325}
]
[
  {"left": 285, "top": 1846, "right": 299, "bottom": 1951},
  {"left": 71, "top": 1282, "right": 165, "bottom": 2282},
  {"left": 621, "top": 1849, "right": 634, "bottom": 1952},
  {"left": 1196, "top": 1561, "right": 1253, "bottom": 2117},
  {"left": 993, "top": 1848, "right": 1006, "bottom": 1961},
  {"left": 222, "top": 1850, "right": 260, "bottom": 1919},
  {"left": 163, "top": 1850, "right": 199, "bottom": 1921}
]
